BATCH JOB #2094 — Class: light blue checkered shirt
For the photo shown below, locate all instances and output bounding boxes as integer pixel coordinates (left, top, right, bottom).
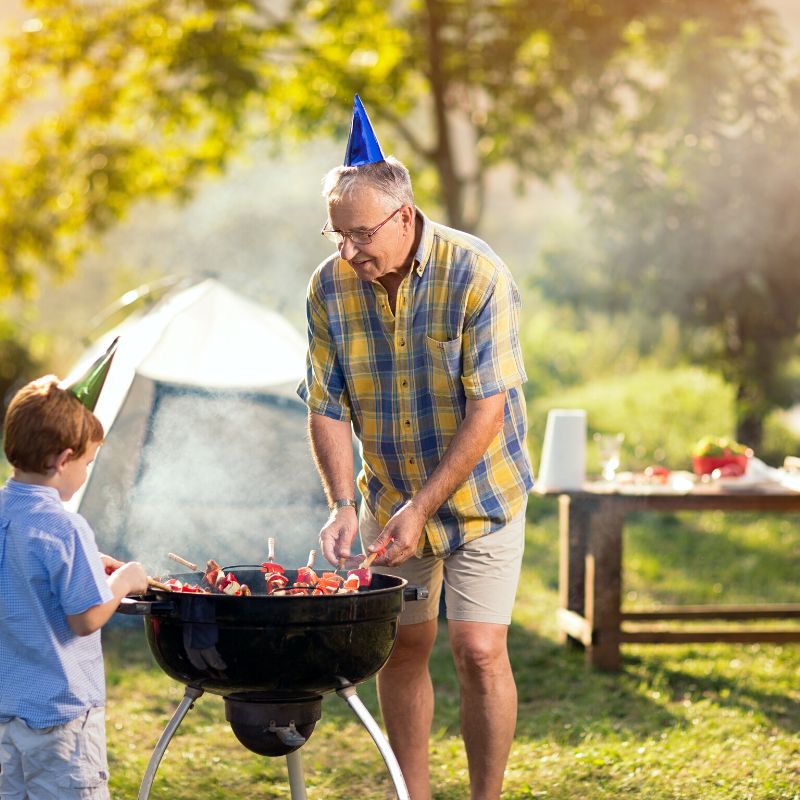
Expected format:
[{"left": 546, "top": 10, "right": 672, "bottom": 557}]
[{"left": 0, "top": 480, "right": 113, "bottom": 728}]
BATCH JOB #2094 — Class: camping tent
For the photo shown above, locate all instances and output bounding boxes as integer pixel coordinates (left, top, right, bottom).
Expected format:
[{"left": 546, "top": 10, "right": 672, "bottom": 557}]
[{"left": 64, "top": 278, "right": 329, "bottom": 572}]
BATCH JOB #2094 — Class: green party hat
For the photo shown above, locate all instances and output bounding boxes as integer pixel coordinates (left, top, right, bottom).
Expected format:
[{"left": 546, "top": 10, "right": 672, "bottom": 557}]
[{"left": 65, "top": 336, "right": 120, "bottom": 411}]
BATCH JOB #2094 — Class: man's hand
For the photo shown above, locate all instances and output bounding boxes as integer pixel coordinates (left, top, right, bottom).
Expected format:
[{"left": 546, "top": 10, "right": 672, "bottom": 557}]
[
  {"left": 319, "top": 506, "right": 359, "bottom": 566},
  {"left": 369, "top": 501, "right": 427, "bottom": 567}
]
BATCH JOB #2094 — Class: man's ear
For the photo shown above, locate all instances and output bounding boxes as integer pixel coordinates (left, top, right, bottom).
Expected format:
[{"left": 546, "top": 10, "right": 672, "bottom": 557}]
[
  {"left": 49, "top": 448, "right": 74, "bottom": 474},
  {"left": 400, "top": 204, "right": 415, "bottom": 231}
]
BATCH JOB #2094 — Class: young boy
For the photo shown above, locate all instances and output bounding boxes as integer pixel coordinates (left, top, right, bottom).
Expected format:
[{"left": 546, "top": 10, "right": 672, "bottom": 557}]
[{"left": 0, "top": 374, "right": 148, "bottom": 800}]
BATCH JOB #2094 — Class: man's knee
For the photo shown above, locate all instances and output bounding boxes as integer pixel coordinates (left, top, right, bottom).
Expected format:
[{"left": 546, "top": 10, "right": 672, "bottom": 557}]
[
  {"left": 384, "top": 620, "right": 437, "bottom": 671},
  {"left": 449, "top": 622, "right": 510, "bottom": 679}
]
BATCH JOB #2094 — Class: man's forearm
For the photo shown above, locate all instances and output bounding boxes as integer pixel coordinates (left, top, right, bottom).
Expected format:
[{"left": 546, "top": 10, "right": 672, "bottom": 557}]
[
  {"left": 411, "top": 393, "right": 506, "bottom": 520},
  {"left": 308, "top": 411, "right": 356, "bottom": 505}
]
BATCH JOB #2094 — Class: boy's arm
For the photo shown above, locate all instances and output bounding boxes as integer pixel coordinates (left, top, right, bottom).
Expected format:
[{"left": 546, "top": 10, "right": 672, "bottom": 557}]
[{"left": 66, "top": 561, "right": 148, "bottom": 636}]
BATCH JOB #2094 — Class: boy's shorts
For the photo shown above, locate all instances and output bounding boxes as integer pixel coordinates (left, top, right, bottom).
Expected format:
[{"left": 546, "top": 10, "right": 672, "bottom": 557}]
[
  {"left": 0, "top": 706, "right": 110, "bottom": 800},
  {"left": 359, "top": 500, "right": 526, "bottom": 626}
]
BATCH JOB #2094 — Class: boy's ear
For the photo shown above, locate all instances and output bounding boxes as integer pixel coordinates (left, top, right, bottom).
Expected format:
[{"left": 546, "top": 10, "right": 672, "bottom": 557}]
[{"left": 49, "top": 448, "right": 75, "bottom": 474}]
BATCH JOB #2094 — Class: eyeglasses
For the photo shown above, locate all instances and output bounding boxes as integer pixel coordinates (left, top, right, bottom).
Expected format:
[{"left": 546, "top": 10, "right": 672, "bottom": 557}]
[{"left": 321, "top": 206, "right": 403, "bottom": 246}]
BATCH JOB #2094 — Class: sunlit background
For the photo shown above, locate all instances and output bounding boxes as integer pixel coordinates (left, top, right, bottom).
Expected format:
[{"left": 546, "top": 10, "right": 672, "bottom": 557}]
[{"left": 1, "top": 0, "right": 799, "bottom": 565}]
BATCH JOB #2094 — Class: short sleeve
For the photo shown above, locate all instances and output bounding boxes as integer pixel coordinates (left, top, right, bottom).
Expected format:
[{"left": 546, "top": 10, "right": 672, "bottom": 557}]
[
  {"left": 296, "top": 269, "right": 352, "bottom": 421},
  {"left": 45, "top": 516, "right": 113, "bottom": 616},
  {"left": 460, "top": 263, "right": 527, "bottom": 400}
]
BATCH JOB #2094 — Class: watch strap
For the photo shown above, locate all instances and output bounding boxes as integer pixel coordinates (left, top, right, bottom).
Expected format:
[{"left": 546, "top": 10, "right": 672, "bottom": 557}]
[{"left": 329, "top": 498, "right": 357, "bottom": 512}]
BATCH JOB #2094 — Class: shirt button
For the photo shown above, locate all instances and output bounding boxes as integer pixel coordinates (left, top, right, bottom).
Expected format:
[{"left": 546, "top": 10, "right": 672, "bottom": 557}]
[
  {"left": 409, "top": 457, "right": 415, "bottom": 465},
  {"left": 399, "top": 338, "right": 406, "bottom": 347},
  {"left": 404, "top": 420, "right": 411, "bottom": 428},
  {"left": 401, "top": 380, "right": 408, "bottom": 388}
]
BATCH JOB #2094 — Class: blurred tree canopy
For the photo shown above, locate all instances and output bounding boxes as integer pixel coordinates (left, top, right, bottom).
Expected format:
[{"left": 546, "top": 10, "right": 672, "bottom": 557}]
[
  {"left": 537, "top": 6, "right": 800, "bottom": 447},
  {"left": 0, "top": 0, "right": 796, "bottom": 445},
  {"left": 0, "top": 0, "right": 780, "bottom": 294}
]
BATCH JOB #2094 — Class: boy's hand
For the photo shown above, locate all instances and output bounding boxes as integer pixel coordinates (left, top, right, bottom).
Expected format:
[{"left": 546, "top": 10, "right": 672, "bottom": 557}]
[
  {"left": 109, "top": 561, "right": 148, "bottom": 596},
  {"left": 100, "top": 553, "right": 124, "bottom": 575}
]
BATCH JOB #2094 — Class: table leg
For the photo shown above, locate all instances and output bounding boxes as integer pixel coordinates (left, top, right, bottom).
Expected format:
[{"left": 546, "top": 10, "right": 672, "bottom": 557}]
[
  {"left": 584, "top": 500, "right": 625, "bottom": 671},
  {"left": 558, "top": 494, "right": 593, "bottom": 647}
]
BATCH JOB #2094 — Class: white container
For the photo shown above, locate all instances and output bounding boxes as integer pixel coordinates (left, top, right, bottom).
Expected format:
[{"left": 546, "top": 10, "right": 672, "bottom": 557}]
[{"left": 536, "top": 409, "right": 587, "bottom": 491}]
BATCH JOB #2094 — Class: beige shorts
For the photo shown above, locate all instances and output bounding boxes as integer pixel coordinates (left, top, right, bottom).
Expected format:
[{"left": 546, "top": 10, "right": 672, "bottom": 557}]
[
  {"left": 0, "top": 707, "right": 110, "bottom": 800},
  {"left": 359, "top": 501, "right": 526, "bottom": 626}
]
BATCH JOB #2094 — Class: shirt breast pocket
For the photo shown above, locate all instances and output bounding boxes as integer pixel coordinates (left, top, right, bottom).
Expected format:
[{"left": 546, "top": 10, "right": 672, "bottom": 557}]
[{"left": 424, "top": 335, "right": 463, "bottom": 397}]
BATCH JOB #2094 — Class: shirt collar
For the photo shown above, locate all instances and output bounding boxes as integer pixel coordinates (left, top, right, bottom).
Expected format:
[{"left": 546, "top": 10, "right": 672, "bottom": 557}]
[
  {"left": 411, "top": 208, "right": 434, "bottom": 278},
  {"left": 5, "top": 478, "right": 61, "bottom": 503}
]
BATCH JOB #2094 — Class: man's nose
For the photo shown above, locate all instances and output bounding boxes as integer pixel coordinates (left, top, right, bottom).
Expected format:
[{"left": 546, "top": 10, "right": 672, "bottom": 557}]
[{"left": 339, "top": 236, "right": 359, "bottom": 260}]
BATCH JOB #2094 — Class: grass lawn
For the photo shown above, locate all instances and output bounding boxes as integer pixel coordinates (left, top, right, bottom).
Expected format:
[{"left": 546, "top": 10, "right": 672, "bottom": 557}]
[{"left": 103, "top": 498, "right": 800, "bottom": 798}]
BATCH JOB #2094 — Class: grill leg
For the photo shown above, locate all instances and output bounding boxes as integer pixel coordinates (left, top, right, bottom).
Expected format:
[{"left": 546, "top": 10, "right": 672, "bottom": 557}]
[
  {"left": 337, "top": 684, "right": 410, "bottom": 800},
  {"left": 285, "top": 749, "right": 308, "bottom": 800},
  {"left": 138, "top": 685, "right": 204, "bottom": 800}
]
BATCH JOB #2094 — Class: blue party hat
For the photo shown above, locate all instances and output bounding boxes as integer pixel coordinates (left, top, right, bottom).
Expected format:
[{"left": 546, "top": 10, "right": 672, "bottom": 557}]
[{"left": 344, "top": 94, "right": 385, "bottom": 166}]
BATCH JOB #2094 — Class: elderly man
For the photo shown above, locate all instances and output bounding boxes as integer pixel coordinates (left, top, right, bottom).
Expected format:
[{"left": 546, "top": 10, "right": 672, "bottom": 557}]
[{"left": 297, "top": 96, "right": 533, "bottom": 800}]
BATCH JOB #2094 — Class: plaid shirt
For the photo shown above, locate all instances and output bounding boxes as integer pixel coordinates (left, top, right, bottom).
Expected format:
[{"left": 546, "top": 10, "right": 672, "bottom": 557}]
[{"left": 298, "top": 209, "right": 533, "bottom": 557}]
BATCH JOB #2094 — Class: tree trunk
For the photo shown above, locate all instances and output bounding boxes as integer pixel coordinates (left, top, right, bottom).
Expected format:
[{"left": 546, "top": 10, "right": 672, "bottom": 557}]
[
  {"left": 424, "top": 0, "right": 466, "bottom": 231},
  {"left": 735, "top": 381, "right": 765, "bottom": 453}
]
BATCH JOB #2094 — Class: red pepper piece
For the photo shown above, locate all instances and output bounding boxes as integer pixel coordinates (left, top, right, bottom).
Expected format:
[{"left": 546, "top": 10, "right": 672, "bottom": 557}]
[
  {"left": 342, "top": 574, "right": 361, "bottom": 592},
  {"left": 313, "top": 577, "right": 339, "bottom": 595},
  {"left": 295, "top": 566, "right": 318, "bottom": 586},
  {"left": 265, "top": 573, "right": 289, "bottom": 594},
  {"left": 346, "top": 567, "right": 372, "bottom": 588}
]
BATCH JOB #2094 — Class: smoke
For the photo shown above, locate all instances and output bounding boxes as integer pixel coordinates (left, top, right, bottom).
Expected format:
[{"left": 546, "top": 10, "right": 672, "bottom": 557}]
[{"left": 85, "top": 384, "right": 330, "bottom": 577}]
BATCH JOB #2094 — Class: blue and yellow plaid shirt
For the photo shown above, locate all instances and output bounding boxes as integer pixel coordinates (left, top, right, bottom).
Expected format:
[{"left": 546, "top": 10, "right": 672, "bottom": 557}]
[{"left": 298, "top": 210, "right": 533, "bottom": 557}]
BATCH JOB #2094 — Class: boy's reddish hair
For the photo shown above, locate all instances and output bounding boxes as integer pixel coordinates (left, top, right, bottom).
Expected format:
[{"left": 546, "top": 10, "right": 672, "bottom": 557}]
[{"left": 3, "top": 375, "right": 104, "bottom": 474}]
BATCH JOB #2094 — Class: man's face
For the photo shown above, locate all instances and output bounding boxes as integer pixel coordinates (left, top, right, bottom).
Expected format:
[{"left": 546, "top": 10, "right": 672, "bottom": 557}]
[{"left": 327, "top": 188, "right": 411, "bottom": 283}]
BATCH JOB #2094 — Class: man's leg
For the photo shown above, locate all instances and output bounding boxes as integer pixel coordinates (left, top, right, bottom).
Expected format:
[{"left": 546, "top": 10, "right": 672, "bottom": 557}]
[
  {"left": 376, "top": 618, "right": 438, "bottom": 800},
  {"left": 448, "top": 620, "right": 516, "bottom": 800}
]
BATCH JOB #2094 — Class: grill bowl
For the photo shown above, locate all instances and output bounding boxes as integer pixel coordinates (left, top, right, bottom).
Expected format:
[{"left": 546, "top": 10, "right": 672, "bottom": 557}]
[{"left": 119, "top": 567, "right": 411, "bottom": 698}]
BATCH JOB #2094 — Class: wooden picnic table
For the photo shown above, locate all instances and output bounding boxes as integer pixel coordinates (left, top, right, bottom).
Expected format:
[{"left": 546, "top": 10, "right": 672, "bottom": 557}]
[{"left": 538, "top": 482, "right": 800, "bottom": 670}]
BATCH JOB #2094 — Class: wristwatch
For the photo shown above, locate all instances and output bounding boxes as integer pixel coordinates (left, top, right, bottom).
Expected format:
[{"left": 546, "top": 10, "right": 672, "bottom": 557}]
[{"left": 329, "top": 498, "right": 358, "bottom": 512}]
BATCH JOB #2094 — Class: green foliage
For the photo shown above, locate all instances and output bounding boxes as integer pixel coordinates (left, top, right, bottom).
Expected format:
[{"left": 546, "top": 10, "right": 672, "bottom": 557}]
[
  {"left": 0, "top": 316, "right": 43, "bottom": 406},
  {"left": 1, "top": 0, "right": 796, "bottom": 456},
  {"left": 539, "top": 3, "right": 800, "bottom": 447},
  {"left": 762, "top": 414, "right": 800, "bottom": 466},
  {"left": 528, "top": 366, "right": 736, "bottom": 474},
  {"left": 518, "top": 280, "right": 692, "bottom": 404},
  {"left": 0, "top": 0, "right": 785, "bottom": 301}
]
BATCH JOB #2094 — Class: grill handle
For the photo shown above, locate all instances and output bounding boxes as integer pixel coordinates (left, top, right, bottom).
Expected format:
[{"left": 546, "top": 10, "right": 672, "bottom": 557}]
[
  {"left": 117, "top": 597, "right": 177, "bottom": 615},
  {"left": 403, "top": 585, "right": 429, "bottom": 602}
]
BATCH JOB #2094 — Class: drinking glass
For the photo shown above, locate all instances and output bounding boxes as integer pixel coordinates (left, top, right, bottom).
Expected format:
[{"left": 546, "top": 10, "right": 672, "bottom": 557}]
[{"left": 594, "top": 432, "right": 625, "bottom": 481}]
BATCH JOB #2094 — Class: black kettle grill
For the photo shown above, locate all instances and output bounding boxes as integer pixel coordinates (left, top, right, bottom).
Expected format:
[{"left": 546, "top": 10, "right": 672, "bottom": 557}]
[{"left": 118, "top": 566, "right": 426, "bottom": 799}]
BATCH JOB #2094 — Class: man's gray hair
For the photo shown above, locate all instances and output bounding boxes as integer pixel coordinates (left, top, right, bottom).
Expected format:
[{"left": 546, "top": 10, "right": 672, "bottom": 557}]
[{"left": 322, "top": 156, "right": 415, "bottom": 212}]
